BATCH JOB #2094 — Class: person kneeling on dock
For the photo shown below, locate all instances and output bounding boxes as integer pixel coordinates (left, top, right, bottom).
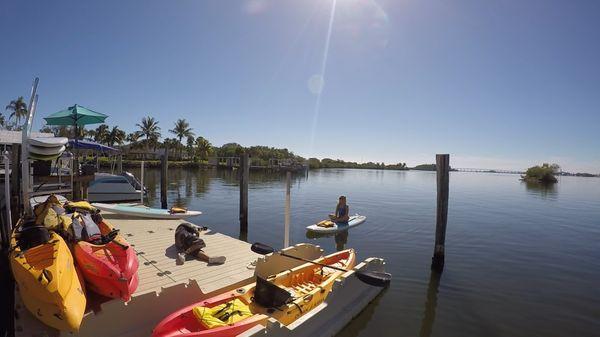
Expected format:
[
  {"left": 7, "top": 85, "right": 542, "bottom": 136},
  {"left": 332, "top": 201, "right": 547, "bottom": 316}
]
[
  {"left": 329, "top": 195, "right": 350, "bottom": 223},
  {"left": 175, "top": 223, "right": 226, "bottom": 265}
]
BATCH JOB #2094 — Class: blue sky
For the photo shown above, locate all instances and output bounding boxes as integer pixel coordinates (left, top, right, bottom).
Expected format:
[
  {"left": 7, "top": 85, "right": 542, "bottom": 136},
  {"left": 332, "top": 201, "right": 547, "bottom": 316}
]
[{"left": 1, "top": 0, "right": 599, "bottom": 172}]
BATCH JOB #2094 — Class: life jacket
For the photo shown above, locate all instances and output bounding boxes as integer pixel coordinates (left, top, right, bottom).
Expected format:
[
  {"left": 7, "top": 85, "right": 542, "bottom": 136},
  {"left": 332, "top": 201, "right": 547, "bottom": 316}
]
[
  {"left": 317, "top": 220, "right": 336, "bottom": 228},
  {"left": 64, "top": 200, "right": 98, "bottom": 214},
  {"left": 169, "top": 206, "right": 187, "bottom": 214},
  {"left": 69, "top": 212, "right": 102, "bottom": 242},
  {"left": 33, "top": 194, "right": 66, "bottom": 230},
  {"left": 192, "top": 298, "right": 253, "bottom": 329}
]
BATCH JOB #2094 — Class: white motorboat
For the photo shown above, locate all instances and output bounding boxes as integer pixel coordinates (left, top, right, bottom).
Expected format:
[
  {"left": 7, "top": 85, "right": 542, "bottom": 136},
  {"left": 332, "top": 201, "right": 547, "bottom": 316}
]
[{"left": 87, "top": 172, "right": 146, "bottom": 202}]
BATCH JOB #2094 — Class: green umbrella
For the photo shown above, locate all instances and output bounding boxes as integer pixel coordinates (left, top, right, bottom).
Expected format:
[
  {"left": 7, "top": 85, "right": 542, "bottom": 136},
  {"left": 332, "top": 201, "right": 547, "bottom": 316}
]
[
  {"left": 43, "top": 104, "right": 108, "bottom": 189},
  {"left": 44, "top": 104, "right": 108, "bottom": 127}
]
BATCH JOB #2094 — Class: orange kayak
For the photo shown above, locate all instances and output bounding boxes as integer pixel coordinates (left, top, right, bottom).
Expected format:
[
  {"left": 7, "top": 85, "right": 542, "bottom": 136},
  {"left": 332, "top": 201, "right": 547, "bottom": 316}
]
[
  {"left": 152, "top": 249, "right": 355, "bottom": 337},
  {"left": 73, "top": 219, "right": 139, "bottom": 301}
]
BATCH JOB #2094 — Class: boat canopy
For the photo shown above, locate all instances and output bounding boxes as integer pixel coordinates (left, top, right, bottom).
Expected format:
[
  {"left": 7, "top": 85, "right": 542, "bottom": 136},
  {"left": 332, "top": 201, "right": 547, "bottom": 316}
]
[{"left": 68, "top": 139, "right": 119, "bottom": 154}]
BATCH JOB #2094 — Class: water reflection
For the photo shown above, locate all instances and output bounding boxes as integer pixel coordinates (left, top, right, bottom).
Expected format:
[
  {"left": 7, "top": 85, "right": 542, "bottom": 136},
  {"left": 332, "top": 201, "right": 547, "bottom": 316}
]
[
  {"left": 419, "top": 270, "right": 442, "bottom": 337},
  {"left": 305, "top": 228, "right": 349, "bottom": 252},
  {"left": 522, "top": 181, "right": 558, "bottom": 199},
  {"left": 335, "top": 289, "right": 388, "bottom": 337},
  {"left": 335, "top": 231, "right": 348, "bottom": 251}
]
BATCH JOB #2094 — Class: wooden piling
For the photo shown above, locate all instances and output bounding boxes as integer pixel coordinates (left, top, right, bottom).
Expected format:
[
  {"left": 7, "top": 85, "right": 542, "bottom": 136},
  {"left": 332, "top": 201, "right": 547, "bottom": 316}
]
[
  {"left": 160, "top": 149, "right": 168, "bottom": 209},
  {"left": 284, "top": 171, "right": 291, "bottom": 248},
  {"left": 117, "top": 154, "right": 123, "bottom": 173},
  {"left": 431, "top": 154, "right": 449, "bottom": 272},
  {"left": 239, "top": 153, "right": 249, "bottom": 234}
]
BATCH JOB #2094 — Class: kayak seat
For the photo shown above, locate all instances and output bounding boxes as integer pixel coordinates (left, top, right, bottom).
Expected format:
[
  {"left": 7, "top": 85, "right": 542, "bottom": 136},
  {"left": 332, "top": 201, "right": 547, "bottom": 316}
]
[{"left": 192, "top": 298, "right": 252, "bottom": 329}]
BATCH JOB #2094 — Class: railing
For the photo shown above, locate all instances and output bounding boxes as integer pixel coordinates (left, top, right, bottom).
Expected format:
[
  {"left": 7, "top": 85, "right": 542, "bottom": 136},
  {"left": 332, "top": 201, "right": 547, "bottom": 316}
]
[{"left": 454, "top": 168, "right": 524, "bottom": 174}]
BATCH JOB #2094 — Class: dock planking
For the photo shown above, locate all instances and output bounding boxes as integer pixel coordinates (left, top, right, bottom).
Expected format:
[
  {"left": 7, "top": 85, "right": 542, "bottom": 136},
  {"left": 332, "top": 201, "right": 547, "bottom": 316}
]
[{"left": 14, "top": 211, "right": 262, "bottom": 337}]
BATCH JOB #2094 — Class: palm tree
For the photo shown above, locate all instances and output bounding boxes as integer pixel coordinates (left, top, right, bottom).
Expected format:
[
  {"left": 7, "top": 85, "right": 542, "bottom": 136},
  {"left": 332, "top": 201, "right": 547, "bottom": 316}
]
[
  {"left": 186, "top": 135, "right": 195, "bottom": 159},
  {"left": 162, "top": 138, "right": 179, "bottom": 159},
  {"left": 107, "top": 126, "right": 126, "bottom": 147},
  {"left": 5, "top": 97, "right": 28, "bottom": 127},
  {"left": 169, "top": 119, "right": 194, "bottom": 160},
  {"left": 195, "top": 136, "right": 212, "bottom": 161},
  {"left": 136, "top": 117, "right": 161, "bottom": 152},
  {"left": 91, "top": 124, "right": 110, "bottom": 144}
]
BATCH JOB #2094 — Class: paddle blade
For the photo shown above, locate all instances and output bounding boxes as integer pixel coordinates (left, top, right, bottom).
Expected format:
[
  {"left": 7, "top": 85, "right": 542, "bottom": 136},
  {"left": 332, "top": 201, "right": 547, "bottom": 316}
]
[
  {"left": 356, "top": 271, "right": 392, "bottom": 287},
  {"left": 251, "top": 242, "right": 275, "bottom": 255}
]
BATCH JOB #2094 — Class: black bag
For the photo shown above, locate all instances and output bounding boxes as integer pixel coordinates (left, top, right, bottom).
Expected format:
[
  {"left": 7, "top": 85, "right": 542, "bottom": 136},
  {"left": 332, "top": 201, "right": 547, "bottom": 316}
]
[
  {"left": 253, "top": 276, "right": 293, "bottom": 308},
  {"left": 175, "top": 223, "right": 206, "bottom": 254},
  {"left": 17, "top": 223, "right": 51, "bottom": 251}
]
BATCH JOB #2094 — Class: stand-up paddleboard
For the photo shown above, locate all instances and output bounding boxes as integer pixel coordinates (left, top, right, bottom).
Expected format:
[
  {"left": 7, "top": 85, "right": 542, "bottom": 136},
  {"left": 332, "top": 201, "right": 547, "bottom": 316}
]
[
  {"left": 29, "top": 137, "right": 69, "bottom": 148},
  {"left": 306, "top": 214, "right": 367, "bottom": 234},
  {"left": 28, "top": 144, "right": 66, "bottom": 156},
  {"left": 92, "top": 203, "right": 202, "bottom": 219}
]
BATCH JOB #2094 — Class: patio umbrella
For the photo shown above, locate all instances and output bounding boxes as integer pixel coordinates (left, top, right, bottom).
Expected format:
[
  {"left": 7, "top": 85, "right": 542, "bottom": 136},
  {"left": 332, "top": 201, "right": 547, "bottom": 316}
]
[
  {"left": 43, "top": 104, "right": 108, "bottom": 189},
  {"left": 44, "top": 104, "right": 108, "bottom": 128}
]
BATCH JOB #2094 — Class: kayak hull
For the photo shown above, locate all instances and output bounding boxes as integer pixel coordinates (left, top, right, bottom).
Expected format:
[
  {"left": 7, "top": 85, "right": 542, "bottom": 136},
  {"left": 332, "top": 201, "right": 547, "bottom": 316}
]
[
  {"left": 29, "top": 137, "right": 69, "bottom": 148},
  {"left": 73, "top": 220, "right": 139, "bottom": 301},
  {"left": 306, "top": 214, "right": 367, "bottom": 234},
  {"left": 10, "top": 232, "right": 86, "bottom": 332},
  {"left": 152, "top": 249, "right": 355, "bottom": 337},
  {"left": 28, "top": 144, "right": 66, "bottom": 156},
  {"left": 93, "top": 203, "right": 202, "bottom": 219}
]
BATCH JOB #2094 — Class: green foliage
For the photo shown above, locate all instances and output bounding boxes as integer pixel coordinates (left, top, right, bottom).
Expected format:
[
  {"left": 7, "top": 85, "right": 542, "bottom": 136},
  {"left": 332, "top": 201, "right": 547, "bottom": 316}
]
[
  {"left": 412, "top": 164, "right": 437, "bottom": 171},
  {"left": 169, "top": 118, "right": 194, "bottom": 159},
  {"left": 39, "top": 125, "right": 85, "bottom": 138},
  {"left": 215, "top": 143, "right": 245, "bottom": 157},
  {"left": 195, "top": 136, "right": 213, "bottom": 160},
  {"left": 136, "top": 116, "right": 161, "bottom": 141},
  {"left": 107, "top": 126, "right": 126, "bottom": 146},
  {"left": 307, "top": 158, "right": 409, "bottom": 170},
  {"left": 524, "top": 163, "right": 560, "bottom": 183},
  {"left": 5, "top": 96, "right": 28, "bottom": 126}
]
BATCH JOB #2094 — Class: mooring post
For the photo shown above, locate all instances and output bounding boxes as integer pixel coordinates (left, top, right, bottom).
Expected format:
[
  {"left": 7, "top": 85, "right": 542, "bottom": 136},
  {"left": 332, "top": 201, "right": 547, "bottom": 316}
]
[
  {"left": 140, "top": 160, "right": 145, "bottom": 204},
  {"left": 284, "top": 171, "right": 291, "bottom": 248},
  {"left": 239, "top": 153, "right": 249, "bottom": 234},
  {"left": 431, "top": 154, "right": 449, "bottom": 272},
  {"left": 118, "top": 154, "right": 123, "bottom": 173},
  {"left": 160, "top": 148, "right": 168, "bottom": 209}
]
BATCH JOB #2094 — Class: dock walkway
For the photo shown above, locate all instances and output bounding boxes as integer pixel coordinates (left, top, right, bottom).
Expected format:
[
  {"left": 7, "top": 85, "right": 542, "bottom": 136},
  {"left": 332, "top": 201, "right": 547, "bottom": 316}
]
[{"left": 14, "top": 212, "right": 261, "bottom": 337}]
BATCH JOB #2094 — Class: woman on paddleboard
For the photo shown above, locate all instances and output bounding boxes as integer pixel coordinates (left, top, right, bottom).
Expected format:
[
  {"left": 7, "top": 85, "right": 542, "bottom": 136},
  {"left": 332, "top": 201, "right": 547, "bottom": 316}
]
[{"left": 329, "top": 196, "right": 350, "bottom": 223}]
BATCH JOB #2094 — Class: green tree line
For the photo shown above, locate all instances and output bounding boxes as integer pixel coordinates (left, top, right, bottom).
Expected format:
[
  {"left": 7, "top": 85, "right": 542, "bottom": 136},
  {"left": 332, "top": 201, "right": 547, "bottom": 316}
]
[{"left": 307, "top": 158, "right": 408, "bottom": 170}]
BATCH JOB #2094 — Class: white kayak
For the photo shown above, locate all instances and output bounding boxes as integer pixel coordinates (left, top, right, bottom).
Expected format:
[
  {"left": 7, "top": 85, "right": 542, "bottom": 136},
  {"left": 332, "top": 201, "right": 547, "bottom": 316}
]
[
  {"left": 29, "top": 137, "right": 69, "bottom": 148},
  {"left": 28, "top": 152, "right": 62, "bottom": 161},
  {"left": 28, "top": 144, "right": 66, "bottom": 156},
  {"left": 92, "top": 203, "right": 202, "bottom": 219},
  {"left": 306, "top": 214, "right": 367, "bottom": 234}
]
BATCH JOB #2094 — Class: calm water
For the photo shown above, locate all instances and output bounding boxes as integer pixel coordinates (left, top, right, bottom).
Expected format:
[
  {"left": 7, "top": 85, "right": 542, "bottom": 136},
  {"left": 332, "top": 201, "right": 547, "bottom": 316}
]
[{"left": 129, "top": 167, "right": 600, "bottom": 337}]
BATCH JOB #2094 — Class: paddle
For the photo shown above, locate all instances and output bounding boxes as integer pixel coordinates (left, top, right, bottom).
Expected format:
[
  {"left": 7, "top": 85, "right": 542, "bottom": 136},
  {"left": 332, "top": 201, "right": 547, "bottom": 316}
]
[{"left": 250, "top": 242, "right": 391, "bottom": 287}]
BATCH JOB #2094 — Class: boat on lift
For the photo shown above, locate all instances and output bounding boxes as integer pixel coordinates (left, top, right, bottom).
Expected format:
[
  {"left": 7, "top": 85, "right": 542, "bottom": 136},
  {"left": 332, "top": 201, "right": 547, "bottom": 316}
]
[{"left": 87, "top": 172, "right": 146, "bottom": 202}]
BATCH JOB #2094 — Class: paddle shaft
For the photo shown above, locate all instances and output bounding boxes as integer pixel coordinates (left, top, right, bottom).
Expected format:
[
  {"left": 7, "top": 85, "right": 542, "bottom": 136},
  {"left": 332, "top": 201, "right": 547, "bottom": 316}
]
[{"left": 279, "top": 252, "right": 350, "bottom": 274}]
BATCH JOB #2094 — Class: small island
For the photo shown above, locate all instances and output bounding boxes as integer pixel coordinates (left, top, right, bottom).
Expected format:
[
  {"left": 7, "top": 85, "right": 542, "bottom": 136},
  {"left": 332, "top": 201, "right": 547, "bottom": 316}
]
[{"left": 521, "top": 163, "right": 560, "bottom": 184}]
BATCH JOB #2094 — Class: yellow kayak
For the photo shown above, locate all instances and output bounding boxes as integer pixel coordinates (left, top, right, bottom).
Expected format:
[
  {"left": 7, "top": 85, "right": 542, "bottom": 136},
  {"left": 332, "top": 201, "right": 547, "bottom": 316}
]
[
  {"left": 10, "top": 225, "right": 86, "bottom": 332},
  {"left": 152, "top": 249, "right": 356, "bottom": 337}
]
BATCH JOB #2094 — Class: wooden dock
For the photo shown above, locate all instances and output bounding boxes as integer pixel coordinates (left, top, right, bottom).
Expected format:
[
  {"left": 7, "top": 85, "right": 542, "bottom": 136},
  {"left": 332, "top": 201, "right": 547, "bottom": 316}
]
[
  {"left": 12, "top": 209, "right": 388, "bottom": 337},
  {"left": 14, "top": 212, "right": 262, "bottom": 337}
]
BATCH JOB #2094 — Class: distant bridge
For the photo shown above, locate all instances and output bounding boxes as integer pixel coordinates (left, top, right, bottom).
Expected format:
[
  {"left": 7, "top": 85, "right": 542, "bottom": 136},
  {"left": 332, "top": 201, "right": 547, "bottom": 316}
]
[{"left": 453, "top": 168, "right": 524, "bottom": 175}]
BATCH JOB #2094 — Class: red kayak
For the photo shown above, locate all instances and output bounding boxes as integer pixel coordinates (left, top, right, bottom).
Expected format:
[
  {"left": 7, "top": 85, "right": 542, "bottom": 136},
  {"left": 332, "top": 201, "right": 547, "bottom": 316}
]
[
  {"left": 73, "top": 219, "right": 139, "bottom": 301},
  {"left": 152, "top": 249, "right": 355, "bottom": 337}
]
